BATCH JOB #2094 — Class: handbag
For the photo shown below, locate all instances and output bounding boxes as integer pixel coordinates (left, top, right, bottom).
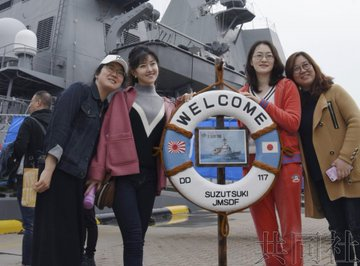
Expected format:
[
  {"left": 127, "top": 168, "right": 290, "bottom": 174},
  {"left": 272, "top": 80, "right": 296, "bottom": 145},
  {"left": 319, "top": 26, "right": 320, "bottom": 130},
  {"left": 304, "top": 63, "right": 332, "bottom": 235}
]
[
  {"left": 95, "top": 175, "right": 115, "bottom": 210},
  {"left": 21, "top": 167, "right": 39, "bottom": 207}
]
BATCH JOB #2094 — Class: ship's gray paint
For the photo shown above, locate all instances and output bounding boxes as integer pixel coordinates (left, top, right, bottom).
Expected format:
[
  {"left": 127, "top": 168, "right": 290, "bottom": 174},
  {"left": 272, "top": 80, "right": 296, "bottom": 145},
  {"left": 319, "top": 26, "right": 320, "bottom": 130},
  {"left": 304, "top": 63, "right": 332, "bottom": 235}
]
[
  {"left": 0, "top": 0, "right": 285, "bottom": 99},
  {"left": 0, "top": 0, "right": 288, "bottom": 219}
]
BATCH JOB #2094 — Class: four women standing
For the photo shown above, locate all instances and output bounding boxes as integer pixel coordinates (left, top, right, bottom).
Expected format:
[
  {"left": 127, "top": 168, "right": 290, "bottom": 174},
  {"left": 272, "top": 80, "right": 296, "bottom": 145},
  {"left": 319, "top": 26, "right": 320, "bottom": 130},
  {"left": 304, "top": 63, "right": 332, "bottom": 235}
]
[{"left": 30, "top": 42, "right": 359, "bottom": 265}]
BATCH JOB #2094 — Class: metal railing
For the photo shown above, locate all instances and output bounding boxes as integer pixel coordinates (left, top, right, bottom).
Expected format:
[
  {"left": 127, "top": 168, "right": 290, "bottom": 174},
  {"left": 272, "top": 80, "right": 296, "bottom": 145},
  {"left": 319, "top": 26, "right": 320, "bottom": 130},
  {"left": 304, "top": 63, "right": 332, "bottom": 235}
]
[
  {"left": 0, "top": 43, "right": 67, "bottom": 78},
  {"left": 0, "top": 95, "right": 29, "bottom": 114},
  {"left": 142, "top": 20, "right": 212, "bottom": 54}
]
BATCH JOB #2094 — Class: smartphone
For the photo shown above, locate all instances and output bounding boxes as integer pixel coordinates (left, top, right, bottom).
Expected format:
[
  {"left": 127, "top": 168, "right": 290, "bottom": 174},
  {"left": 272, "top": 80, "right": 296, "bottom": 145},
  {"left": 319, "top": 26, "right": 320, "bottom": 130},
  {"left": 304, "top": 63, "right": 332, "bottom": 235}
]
[{"left": 326, "top": 166, "right": 338, "bottom": 182}]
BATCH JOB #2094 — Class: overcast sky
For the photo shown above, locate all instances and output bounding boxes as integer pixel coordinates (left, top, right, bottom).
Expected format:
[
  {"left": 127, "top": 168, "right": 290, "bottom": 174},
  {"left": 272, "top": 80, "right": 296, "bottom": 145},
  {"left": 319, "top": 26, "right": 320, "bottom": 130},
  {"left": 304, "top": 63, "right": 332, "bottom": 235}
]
[{"left": 149, "top": 0, "right": 360, "bottom": 106}]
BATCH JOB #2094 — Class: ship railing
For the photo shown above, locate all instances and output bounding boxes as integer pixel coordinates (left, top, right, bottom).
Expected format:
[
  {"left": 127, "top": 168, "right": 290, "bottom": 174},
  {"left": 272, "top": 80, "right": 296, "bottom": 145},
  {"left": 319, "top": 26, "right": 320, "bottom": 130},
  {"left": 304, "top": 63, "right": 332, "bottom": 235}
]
[
  {"left": 143, "top": 20, "right": 212, "bottom": 56},
  {"left": 0, "top": 43, "right": 67, "bottom": 78},
  {"left": 220, "top": 1, "right": 277, "bottom": 32},
  {"left": 242, "top": 16, "right": 277, "bottom": 32},
  {"left": 0, "top": 95, "right": 29, "bottom": 114}
]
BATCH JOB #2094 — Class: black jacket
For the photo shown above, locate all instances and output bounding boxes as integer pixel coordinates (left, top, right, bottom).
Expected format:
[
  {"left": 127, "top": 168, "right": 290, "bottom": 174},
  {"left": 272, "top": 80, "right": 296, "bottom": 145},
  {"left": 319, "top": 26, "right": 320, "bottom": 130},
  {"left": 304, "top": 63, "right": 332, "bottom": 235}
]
[
  {"left": 13, "top": 109, "right": 52, "bottom": 168},
  {"left": 44, "top": 82, "right": 107, "bottom": 179}
]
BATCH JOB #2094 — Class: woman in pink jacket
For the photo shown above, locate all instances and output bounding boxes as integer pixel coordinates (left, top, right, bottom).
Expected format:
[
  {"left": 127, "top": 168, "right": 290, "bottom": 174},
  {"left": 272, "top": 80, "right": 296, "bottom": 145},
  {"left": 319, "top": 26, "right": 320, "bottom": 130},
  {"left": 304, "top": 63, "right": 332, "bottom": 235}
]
[
  {"left": 87, "top": 45, "right": 175, "bottom": 266},
  {"left": 239, "top": 41, "right": 303, "bottom": 265}
]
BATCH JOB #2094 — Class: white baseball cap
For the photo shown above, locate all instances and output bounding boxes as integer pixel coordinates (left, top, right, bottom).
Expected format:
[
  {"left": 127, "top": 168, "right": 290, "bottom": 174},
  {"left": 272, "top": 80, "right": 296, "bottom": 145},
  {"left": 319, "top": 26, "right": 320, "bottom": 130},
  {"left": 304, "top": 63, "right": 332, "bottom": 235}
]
[{"left": 100, "top": 54, "right": 128, "bottom": 74}]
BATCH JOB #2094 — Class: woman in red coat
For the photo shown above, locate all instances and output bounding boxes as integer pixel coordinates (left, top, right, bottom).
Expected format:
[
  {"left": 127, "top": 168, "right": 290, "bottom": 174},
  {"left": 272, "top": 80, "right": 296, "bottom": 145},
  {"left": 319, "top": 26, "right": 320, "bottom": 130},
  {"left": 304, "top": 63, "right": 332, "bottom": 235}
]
[{"left": 239, "top": 40, "right": 303, "bottom": 266}]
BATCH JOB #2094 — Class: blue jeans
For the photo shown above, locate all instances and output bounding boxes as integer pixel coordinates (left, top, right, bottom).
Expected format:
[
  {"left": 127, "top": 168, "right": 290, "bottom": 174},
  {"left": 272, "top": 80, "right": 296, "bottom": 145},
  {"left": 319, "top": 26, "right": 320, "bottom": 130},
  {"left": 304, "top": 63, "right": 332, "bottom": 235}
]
[
  {"left": 315, "top": 179, "right": 360, "bottom": 265},
  {"left": 17, "top": 175, "right": 35, "bottom": 266},
  {"left": 112, "top": 173, "right": 157, "bottom": 266}
]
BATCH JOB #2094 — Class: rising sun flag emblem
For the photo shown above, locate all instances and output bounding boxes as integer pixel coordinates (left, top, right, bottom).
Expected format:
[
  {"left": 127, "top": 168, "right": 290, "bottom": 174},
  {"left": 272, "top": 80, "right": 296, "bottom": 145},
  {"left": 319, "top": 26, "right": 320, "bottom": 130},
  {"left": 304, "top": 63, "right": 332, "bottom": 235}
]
[{"left": 168, "top": 141, "right": 186, "bottom": 154}]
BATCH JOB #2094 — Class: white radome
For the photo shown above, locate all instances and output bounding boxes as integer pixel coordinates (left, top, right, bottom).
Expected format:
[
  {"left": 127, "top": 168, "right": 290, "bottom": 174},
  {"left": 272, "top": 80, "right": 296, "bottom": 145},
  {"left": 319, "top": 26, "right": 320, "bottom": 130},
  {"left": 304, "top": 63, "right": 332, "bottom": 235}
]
[
  {"left": 0, "top": 18, "right": 26, "bottom": 58},
  {"left": 14, "top": 29, "right": 37, "bottom": 56}
]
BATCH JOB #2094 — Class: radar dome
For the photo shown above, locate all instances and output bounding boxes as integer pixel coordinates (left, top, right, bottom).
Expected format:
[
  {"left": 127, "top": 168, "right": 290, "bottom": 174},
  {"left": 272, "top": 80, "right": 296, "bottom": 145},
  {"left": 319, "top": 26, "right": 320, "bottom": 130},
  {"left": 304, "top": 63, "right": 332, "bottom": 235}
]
[
  {"left": 0, "top": 18, "right": 26, "bottom": 57},
  {"left": 14, "top": 29, "right": 37, "bottom": 56}
]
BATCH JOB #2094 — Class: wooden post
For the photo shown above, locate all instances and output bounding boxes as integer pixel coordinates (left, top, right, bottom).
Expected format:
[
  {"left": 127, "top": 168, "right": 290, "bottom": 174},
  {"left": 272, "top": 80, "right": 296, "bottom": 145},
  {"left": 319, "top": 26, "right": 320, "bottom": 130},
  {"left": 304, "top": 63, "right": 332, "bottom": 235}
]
[
  {"left": 215, "top": 58, "right": 227, "bottom": 266},
  {"left": 216, "top": 116, "right": 227, "bottom": 266}
]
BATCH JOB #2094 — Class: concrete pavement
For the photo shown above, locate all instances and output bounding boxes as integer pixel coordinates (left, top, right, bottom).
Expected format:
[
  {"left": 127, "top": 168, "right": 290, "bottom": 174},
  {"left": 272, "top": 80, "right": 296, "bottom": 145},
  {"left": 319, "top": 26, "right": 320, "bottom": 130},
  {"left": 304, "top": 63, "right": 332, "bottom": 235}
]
[{"left": 0, "top": 208, "right": 337, "bottom": 266}]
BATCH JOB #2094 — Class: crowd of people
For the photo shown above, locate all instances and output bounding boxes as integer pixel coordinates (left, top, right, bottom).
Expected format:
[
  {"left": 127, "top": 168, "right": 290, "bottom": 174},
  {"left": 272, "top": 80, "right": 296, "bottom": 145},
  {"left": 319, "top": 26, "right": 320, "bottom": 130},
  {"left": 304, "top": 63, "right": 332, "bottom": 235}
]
[{"left": 5, "top": 42, "right": 359, "bottom": 266}]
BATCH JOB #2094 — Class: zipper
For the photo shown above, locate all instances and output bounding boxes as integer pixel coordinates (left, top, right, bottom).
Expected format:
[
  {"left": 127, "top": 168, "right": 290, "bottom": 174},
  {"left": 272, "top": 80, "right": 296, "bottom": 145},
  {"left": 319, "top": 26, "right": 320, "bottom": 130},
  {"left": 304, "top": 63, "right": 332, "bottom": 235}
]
[{"left": 327, "top": 101, "right": 339, "bottom": 129}]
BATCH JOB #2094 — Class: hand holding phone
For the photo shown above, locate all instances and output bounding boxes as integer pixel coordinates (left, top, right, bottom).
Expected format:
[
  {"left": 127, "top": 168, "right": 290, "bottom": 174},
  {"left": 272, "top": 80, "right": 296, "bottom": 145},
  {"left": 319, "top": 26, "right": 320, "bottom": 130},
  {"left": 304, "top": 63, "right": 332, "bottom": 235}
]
[{"left": 326, "top": 166, "right": 338, "bottom": 182}]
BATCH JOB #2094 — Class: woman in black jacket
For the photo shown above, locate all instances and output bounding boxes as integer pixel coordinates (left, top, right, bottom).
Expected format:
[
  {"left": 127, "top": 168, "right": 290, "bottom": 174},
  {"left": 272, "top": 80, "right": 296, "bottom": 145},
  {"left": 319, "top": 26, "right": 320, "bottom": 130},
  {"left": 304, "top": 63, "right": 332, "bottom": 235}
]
[{"left": 32, "top": 55, "right": 128, "bottom": 266}]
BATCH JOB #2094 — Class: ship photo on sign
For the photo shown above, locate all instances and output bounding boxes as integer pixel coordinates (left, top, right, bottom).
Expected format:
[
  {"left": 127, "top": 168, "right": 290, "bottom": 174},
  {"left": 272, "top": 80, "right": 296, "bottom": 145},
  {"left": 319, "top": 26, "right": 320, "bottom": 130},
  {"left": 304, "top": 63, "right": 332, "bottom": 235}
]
[{"left": 195, "top": 128, "right": 248, "bottom": 166}]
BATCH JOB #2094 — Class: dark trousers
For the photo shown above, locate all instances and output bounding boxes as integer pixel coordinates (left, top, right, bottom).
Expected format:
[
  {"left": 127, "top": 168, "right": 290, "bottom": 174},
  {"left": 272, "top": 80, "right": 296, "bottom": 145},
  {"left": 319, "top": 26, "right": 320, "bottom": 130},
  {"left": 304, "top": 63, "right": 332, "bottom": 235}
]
[
  {"left": 16, "top": 174, "right": 35, "bottom": 266},
  {"left": 112, "top": 174, "right": 157, "bottom": 266},
  {"left": 32, "top": 170, "right": 84, "bottom": 266},
  {"left": 82, "top": 207, "right": 98, "bottom": 257},
  {"left": 314, "top": 179, "right": 360, "bottom": 265}
]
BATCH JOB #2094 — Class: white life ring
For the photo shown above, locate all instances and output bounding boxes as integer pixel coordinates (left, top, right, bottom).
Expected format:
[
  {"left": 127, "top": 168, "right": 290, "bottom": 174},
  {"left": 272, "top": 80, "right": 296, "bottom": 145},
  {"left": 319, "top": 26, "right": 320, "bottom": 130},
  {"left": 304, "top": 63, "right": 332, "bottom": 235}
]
[{"left": 161, "top": 90, "right": 280, "bottom": 212}]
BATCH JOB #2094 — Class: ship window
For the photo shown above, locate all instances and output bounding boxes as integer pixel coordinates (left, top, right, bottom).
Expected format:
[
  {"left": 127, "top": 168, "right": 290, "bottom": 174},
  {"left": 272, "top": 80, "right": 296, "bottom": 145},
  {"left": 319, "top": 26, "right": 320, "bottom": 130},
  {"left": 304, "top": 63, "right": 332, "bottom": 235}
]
[
  {"left": 37, "top": 16, "right": 54, "bottom": 50},
  {"left": 0, "top": 0, "right": 12, "bottom": 11}
]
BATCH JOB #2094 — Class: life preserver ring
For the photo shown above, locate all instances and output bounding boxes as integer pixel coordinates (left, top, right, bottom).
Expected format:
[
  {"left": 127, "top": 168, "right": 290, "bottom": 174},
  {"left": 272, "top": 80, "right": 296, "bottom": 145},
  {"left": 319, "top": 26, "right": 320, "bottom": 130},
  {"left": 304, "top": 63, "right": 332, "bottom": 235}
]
[{"left": 161, "top": 90, "right": 280, "bottom": 212}]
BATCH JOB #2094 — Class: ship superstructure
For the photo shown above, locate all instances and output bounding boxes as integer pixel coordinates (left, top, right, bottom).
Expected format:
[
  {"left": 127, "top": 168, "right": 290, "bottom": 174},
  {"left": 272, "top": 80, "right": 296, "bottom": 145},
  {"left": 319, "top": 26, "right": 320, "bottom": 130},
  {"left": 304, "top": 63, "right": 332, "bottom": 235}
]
[
  {"left": 0, "top": 0, "right": 285, "bottom": 102},
  {"left": 0, "top": 0, "right": 286, "bottom": 219}
]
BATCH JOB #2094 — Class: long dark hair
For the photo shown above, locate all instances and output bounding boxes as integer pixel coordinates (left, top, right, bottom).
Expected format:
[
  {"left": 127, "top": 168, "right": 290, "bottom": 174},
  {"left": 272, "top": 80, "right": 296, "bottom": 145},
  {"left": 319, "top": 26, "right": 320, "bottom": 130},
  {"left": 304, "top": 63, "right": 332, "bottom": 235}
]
[
  {"left": 127, "top": 45, "right": 159, "bottom": 86},
  {"left": 245, "top": 40, "right": 284, "bottom": 92},
  {"left": 285, "top": 51, "right": 333, "bottom": 96}
]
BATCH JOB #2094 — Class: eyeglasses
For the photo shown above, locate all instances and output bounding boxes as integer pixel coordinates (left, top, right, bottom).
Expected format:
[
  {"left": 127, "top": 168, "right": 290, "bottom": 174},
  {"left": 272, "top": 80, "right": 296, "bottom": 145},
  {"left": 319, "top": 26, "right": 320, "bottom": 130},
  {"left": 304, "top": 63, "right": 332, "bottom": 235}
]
[
  {"left": 252, "top": 53, "right": 274, "bottom": 61},
  {"left": 105, "top": 65, "right": 125, "bottom": 76},
  {"left": 293, "top": 62, "right": 312, "bottom": 74}
]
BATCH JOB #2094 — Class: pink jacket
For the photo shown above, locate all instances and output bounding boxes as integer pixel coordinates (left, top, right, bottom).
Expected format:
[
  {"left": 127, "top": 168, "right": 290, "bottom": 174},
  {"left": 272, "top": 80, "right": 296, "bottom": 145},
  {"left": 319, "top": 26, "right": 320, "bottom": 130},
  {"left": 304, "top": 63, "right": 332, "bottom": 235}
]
[
  {"left": 87, "top": 86, "right": 175, "bottom": 194},
  {"left": 240, "top": 78, "right": 302, "bottom": 164}
]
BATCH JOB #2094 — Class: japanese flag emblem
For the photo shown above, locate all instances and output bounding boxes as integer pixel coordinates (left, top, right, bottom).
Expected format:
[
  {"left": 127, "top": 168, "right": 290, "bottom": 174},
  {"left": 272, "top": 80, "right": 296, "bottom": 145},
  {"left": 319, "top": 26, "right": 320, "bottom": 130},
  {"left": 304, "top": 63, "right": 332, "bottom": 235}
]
[
  {"left": 262, "top": 141, "right": 279, "bottom": 153},
  {"left": 168, "top": 141, "right": 186, "bottom": 154}
]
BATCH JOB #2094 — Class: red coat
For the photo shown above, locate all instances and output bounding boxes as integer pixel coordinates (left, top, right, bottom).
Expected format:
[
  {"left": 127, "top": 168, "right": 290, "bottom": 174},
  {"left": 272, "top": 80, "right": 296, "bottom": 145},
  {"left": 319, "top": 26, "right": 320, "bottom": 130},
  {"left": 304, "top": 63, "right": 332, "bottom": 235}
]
[
  {"left": 87, "top": 86, "right": 175, "bottom": 194},
  {"left": 240, "top": 78, "right": 302, "bottom": 164}
]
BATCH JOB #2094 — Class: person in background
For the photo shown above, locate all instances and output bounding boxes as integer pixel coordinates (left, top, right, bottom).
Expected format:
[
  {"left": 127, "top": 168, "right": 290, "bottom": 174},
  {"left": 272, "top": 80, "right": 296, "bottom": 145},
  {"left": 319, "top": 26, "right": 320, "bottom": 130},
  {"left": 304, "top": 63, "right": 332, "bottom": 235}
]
[
  {"left": 12, "top": 90, "right": 52, "bottom": 266},
  {"left": 87, "top": 45, "right": 177, "bottom": 266},
  {"left": 239, "top": 40, "right": 303, "bottom": 265},
  {"left": 285, "top": 51, "right": 360, "bottom": 265},
  {"left": 32, "top": 54, "right": 127, "bottom": 266}
]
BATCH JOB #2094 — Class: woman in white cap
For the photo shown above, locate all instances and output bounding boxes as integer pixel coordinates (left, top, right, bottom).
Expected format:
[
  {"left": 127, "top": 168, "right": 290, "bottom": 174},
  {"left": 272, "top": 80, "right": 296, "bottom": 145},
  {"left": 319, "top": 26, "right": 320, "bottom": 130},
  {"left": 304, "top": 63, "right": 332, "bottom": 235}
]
[
  {"left": 87, "top": 45, "right": 179, "bottom": 266},
  {"left": 32, "top": 54, "right": 127, "bottom": 266}
]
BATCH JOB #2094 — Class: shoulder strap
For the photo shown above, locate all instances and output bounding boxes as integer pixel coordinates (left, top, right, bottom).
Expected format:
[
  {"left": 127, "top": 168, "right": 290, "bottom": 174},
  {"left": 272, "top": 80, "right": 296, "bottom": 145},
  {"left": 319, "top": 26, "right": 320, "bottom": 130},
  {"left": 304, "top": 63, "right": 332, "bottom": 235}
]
[{"left": 28, "top": 116, "right": 46, "bottom": 135}]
